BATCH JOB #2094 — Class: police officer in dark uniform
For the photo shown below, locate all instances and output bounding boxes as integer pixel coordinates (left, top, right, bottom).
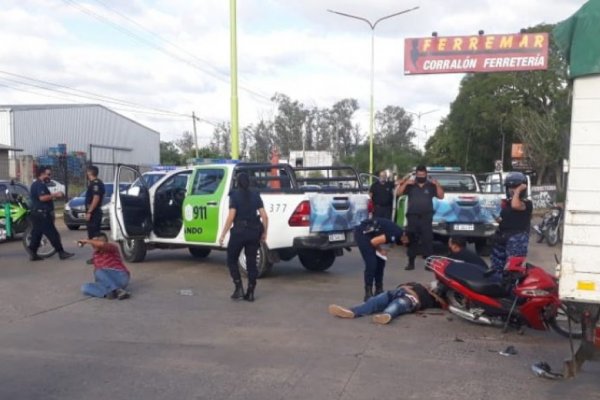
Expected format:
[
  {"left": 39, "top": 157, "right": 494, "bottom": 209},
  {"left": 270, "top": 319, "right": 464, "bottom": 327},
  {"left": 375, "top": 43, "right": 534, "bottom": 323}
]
[
  {"left": 85, "top": 165, "right": 105, "bottom": 239},
  {"left": 369, "top": 170, "right": 394, "bottom": 219},
  {"left": 219, "top": 173, "right": 269, "bottom": 302},
  {"left": 355, "top": 217, "right": 407, "bottom": 301},
  {"left": 396, "top": 165, "right": 444, "bottom": 270},
  {"left": 27, "top": 166, "right": 74, "bottom": 261}
]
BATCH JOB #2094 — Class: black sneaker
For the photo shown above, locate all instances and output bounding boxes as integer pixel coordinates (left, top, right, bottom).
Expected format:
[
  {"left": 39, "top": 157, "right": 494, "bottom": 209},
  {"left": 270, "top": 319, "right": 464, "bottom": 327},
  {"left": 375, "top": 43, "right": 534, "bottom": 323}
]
[
  {"left": 105, "top": 290, "right": 117, "bottom": 300},
  {"left": 29, "top": 254, "right": 43, "bottom": 261},
  {"left": 404, "top": 264, "right": 415, "bottom": 271},
  {"left": 115, "top": 288, "right": 131, "bottom": 300},
  {"left": 58, "top": 251, "right": 75, "bottom": 260}
]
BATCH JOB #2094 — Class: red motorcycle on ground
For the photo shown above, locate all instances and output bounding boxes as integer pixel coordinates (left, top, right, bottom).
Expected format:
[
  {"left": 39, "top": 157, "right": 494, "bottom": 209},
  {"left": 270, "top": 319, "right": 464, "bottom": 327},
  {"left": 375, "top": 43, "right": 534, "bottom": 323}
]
[{"left": 426, "top": 256, "right": 582, "bottom": 338}]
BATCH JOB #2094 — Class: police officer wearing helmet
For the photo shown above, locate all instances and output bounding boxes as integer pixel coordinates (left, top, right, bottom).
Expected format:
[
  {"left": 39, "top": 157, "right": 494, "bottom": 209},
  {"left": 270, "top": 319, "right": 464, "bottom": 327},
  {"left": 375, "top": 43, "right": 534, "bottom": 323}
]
[
  {"left": 490, "top": 172, "right": 532, "bottom": 271},
  {"left": 85, "top": 165, "right": 105, "bottom": 240},
  {"left": 355, "top": 217, "right": 408, "bottom": 301}
]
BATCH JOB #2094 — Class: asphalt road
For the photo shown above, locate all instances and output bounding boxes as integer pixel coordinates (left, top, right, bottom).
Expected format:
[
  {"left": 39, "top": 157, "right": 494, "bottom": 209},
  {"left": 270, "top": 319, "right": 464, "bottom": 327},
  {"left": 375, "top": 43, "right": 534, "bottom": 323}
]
[{"left": 0, "top": 223, "right": 598, "bottom": 400}]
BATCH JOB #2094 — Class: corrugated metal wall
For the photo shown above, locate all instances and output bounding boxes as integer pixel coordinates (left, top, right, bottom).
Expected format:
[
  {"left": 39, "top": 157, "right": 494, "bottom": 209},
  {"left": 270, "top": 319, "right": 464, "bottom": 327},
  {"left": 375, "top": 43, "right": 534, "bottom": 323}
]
[
  {"left": 0, "top": 150, "right": 9, "bottom": 179},
  {"left": 0, "top": 110, "right": 12, "bottom": 146},
  {"left": 11, "top": 105, "right": 160, "bottom": 165}
]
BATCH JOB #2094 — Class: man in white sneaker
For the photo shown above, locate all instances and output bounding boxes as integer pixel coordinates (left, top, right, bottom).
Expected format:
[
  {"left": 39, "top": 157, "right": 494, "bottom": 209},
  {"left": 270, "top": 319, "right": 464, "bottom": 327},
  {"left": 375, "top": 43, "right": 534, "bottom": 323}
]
[{"left": 328, "top": 282, "right": 446, "bottom": 325}]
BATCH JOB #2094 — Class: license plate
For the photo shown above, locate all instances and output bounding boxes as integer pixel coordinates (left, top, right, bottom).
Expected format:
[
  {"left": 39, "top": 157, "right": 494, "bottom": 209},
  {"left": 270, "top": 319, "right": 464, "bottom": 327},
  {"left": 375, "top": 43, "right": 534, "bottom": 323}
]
[
  {"left": 328, "top": 233, "right": 346, "bottom": 242},
  {"left": 454, "top": 224, "right": 475, "bottom": 231}
]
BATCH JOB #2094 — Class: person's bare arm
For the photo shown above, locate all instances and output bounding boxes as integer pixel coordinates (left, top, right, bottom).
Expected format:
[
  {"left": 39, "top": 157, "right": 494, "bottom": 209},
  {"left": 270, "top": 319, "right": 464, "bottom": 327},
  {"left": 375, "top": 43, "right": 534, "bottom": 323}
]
[
  {"left": 370, "top": 234, "right": 387, "bottom": 248},
  {"left": 78, "top": 239, "right": 108, "bottom": 251},
  {"left": 219, "top": 209, "right": 237, "bottom": 246},
  {"left": 431, "top": 178, "right": 445, "bottom": 199},
  {"left": 86, "top": 194, "right": 101, "bottom": 221},
  {"left": 395, "top": 178, "right": 414, "bottom": 196},
  {"left": 510, "top": 184, "right": 527, "bottom": 211},
  {"left": 258, "top": 207, "right": 268, "bottom": 242}
]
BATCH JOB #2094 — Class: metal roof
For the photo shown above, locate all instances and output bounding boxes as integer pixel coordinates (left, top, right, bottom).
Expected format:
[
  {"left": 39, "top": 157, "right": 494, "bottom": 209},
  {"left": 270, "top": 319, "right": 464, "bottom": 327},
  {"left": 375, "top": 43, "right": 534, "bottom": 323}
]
[{"left": 0, "top": 104, "right": 160, "bottom": 135}]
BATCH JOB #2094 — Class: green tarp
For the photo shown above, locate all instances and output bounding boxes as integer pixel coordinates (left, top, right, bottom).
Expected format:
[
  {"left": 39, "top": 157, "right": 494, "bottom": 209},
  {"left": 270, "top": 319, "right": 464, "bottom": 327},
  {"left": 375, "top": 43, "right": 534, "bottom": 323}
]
[{"left": 553, "top": 0, "right": 600, "bottom": 78}]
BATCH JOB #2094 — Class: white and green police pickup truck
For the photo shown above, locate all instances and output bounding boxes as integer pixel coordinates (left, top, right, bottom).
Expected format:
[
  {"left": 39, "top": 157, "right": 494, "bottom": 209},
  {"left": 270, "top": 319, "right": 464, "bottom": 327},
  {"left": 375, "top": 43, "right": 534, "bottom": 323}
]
[{"left": 110, "top": 163, "right": 370, "bottom": 277}]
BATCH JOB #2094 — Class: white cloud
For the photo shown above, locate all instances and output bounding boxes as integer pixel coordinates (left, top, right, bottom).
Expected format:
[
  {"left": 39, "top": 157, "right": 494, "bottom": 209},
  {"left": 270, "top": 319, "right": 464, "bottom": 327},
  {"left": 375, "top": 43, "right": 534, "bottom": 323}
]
[{"left": 0, "top": 0, "right": 587, "bottom": 148}]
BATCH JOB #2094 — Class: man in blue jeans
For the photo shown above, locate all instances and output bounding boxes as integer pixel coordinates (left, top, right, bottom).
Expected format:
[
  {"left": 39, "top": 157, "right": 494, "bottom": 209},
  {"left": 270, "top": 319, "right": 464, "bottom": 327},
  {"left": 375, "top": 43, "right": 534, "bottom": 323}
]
[
  {"left": 79, "top": 233, "right": 131, "bottom": 300},
  {"left": 328, "top": 282, "right": 446, "bottom": 324}
]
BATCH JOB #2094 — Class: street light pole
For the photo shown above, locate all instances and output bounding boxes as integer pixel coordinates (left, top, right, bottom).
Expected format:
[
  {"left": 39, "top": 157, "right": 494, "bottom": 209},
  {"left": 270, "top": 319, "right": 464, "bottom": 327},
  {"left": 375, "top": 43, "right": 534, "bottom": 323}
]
[
  {"left": 230, "top": 0, "right": 240, "bottom": 160},
  {"left": 192, "top": 111, "right": 199, "bottom": 159},
  {"left": 328, "top": 6, "right": 419, "bottom": 176}
]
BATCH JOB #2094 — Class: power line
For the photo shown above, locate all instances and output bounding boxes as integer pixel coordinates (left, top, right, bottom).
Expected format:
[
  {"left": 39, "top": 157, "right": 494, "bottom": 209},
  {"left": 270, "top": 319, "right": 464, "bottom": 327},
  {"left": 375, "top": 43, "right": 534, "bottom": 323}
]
[
  {"left": 0, "top": 70, "right": 220, "bottom": 126},
  {"left": 62, "top": 0, "right": 273, "bottom": 104}
]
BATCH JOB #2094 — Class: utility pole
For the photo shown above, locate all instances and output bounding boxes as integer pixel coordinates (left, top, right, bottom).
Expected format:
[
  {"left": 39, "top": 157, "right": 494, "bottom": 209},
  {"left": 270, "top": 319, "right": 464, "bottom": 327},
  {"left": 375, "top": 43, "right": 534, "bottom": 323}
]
[
  {"left": 192, "top": 111, "right": 199, "bottom": 159},
  {"left": 230, "top": 0, "right": 240, "bottom": 160}
]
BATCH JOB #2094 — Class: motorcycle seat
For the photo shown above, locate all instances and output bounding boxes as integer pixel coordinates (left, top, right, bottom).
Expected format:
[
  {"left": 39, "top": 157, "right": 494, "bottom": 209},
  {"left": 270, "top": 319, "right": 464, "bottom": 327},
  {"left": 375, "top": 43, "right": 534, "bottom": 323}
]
[{"left": 445, "top": 262, "right": 507, "bottom": 298}]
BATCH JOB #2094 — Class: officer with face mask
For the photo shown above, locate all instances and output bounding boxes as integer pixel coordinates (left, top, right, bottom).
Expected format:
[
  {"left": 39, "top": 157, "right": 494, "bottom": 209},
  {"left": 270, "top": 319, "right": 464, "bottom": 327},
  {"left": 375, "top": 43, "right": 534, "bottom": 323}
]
[
  {"left": 27, "top": 165, "right": 74, "bottom": 261},
  {"left": 396, "top": 165, "right": 444, "bottom": 270}
]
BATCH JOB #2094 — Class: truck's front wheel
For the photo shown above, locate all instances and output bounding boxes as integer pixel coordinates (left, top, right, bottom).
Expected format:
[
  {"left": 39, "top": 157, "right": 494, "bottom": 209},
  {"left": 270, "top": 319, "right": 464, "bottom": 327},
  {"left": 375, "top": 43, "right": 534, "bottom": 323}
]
[
  {"left": 120, "top": 239, "right": 147, "bottom": 262},
  {"left": 239, "top": 242, "right": 273, "bottom": 278},
  {"left": 189, "top": 247, "right": 211, "bottom": 258},
  {"left": 298, "top": 249, "right": 336, "bottom": 272},
  {"left": 475, "top": 239, "right": 492, "bottom": 257}
]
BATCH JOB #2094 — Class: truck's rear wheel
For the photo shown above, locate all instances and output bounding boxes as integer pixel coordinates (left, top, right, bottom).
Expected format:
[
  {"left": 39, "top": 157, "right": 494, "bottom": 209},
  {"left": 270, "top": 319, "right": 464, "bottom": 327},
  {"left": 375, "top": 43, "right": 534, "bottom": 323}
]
[
  {"left": 475, "top": 239, "right": 491, "bottom": 257},
  {"left": 239, "top": 242, "right": 273, "bottom": 278},
  {"left": 189, "top": 247, "right": 211, "bottom": 258},
  {"left": 119, "top": 239, "right": 147, "bottom": 262},
  {"left": 298, "top": 249, "right": 336, "bottom": 272}
]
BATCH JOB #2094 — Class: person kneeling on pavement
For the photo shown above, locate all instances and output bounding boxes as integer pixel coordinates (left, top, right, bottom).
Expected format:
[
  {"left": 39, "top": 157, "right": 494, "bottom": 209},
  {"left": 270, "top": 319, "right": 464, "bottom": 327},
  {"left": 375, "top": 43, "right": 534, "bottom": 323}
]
[
  {"left": 79, "top": 233, "right": 131, "bottom": 300},
  {"left": 328, "top": 282, "right": 446, "bottom": 325}
]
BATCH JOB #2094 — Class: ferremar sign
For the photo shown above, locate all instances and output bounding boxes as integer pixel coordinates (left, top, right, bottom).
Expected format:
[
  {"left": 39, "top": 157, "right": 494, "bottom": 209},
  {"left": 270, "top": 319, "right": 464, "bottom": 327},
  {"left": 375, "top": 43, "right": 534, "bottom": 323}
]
[{"left": 404, "top": 33, "right": 549, "bottom": 75}]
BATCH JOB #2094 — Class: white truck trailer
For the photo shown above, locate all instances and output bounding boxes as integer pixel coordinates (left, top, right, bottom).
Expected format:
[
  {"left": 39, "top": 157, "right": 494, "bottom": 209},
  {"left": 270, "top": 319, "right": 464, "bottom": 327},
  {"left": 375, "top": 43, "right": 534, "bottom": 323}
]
[{"left": 554, "top": 1, "right": 600, "bottom": 375}]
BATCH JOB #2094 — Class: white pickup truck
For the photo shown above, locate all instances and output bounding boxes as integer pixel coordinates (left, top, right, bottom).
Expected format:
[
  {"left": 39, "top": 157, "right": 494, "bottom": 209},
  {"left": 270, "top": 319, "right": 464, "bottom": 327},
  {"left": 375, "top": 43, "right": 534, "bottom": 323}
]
[{"left": 111, "top": 163, "right": 369, "bottom": 277}]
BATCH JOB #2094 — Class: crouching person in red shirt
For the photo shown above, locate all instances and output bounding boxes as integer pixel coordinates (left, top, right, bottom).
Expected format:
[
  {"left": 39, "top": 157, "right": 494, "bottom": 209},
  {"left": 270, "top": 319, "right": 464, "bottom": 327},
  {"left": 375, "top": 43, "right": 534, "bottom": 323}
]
[{"left": 78, "top": 233, "right": 131, "bottom": 300}]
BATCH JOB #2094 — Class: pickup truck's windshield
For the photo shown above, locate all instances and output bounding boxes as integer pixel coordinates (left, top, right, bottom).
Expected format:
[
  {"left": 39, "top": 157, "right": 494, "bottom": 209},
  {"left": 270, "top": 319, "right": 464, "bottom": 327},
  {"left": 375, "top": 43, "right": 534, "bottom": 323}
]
[{"left": 429, "top": 173, "right": 478, "bottom": 193}]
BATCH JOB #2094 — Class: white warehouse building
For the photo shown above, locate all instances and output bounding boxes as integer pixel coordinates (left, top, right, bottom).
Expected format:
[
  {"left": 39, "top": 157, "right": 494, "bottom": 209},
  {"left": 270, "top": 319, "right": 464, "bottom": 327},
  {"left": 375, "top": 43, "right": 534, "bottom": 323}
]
[{"left": 0, "top": 104, "right": 160, "bottom": 181}]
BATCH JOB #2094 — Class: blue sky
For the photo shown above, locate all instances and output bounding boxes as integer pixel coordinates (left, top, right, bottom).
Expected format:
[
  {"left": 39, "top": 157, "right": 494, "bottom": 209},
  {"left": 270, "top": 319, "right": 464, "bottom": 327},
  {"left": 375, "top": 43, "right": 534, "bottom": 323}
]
[{"left": 0, "top": 0, "right": 587, "bottom": 148}]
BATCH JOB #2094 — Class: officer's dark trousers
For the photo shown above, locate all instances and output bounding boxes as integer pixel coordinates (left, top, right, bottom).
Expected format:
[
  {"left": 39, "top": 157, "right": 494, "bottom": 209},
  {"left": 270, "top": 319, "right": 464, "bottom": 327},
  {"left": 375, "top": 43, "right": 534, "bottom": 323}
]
[
  {"left": 355, "top": 229, "right": 386, "bottom": 288},
  {"left": 86, "top": 210, "right": 103, "bottom": 239},
  {"left": 373, "top": 205, "right": 392, "bottom": 220},
  {"left": 226, "top": 226, "right": 261, "bottom": 284},
  {"left": 29, "top": 210, "right": 64, "bottom": 253},
  {"left": 406, "top": 214, "right": 433, "bottom": 263}
]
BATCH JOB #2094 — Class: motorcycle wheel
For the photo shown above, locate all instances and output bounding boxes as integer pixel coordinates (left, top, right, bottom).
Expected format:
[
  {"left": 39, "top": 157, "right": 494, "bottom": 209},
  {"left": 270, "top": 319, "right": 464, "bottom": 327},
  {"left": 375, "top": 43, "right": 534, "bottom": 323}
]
[
  {"left": 22, "top": 225, "right": 57, "bottom": 259},
  {"left": 547, "top": 304, "right": 583, "bottom": 339},
  {"left": 545, "top": 226, "right": 559, "bottom": 247}
]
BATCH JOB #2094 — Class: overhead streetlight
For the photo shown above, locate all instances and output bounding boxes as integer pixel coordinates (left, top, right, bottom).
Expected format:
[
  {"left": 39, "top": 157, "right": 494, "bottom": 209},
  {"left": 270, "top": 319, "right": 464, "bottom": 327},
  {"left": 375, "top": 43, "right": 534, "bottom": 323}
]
[
  {"left": 406, "top": 108, "right": 438, "bottom": 147},
  {"left": 230, "top": 0, "right": 239, "bottom": 160},
  {"left": 328, "top": 6, "right": 419, "bottom": 176}
]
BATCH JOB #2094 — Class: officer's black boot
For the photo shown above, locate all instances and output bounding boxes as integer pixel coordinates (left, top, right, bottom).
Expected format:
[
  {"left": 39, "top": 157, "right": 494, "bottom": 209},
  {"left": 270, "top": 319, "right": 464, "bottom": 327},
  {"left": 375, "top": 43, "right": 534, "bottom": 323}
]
[
  {"left": 58, "top": 251, "right": 75, "bottom": 260},
  {"left": 231, "top": 280, "right": 244, "bottom": 300},
  {"left": 364, "top": 285, "right": 374, "bottom": 302},
  {"left": 244, "top": 282, "right": 256, "bottom": 302},
  {"left": 405, "top": 257, "right": 415, "bottom": 270},
  {"left": 374, "top": 283, "right": 384, "bottom": 296}
]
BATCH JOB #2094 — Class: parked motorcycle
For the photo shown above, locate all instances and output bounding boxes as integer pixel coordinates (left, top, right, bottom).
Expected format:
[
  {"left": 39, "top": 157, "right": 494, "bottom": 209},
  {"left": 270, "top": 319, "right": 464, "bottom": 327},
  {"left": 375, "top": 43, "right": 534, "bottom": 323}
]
[
  {"left": 426, "top": 256, "right": 582, "bottom": 338},
  {"left": 0, "top": 184, "right": 56, "bottom": 258},
  {"left": 533, "top": 203, "right": 563, "bottom": 247}
]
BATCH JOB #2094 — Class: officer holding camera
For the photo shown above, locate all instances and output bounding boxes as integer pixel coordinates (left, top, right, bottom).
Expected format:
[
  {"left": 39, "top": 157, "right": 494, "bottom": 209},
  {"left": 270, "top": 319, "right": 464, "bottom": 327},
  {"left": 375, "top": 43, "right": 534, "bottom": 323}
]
[{"left": 396, "top": 165, "right": 444, "bottom": 270}]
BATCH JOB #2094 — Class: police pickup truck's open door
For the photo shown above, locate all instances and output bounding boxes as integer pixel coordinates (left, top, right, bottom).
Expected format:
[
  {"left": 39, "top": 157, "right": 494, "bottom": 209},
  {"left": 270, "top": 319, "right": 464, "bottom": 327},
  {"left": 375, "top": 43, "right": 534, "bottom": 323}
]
[{"left": 112, "top": 165, "right": 152, "bottom": 241}]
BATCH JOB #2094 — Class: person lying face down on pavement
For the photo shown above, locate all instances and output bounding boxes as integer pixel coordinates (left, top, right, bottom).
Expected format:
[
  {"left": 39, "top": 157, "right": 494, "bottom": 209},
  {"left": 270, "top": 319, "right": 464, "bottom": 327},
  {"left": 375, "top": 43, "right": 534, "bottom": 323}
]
[{"left": 328, "top": 281, "right": 447, "bottom": 325}]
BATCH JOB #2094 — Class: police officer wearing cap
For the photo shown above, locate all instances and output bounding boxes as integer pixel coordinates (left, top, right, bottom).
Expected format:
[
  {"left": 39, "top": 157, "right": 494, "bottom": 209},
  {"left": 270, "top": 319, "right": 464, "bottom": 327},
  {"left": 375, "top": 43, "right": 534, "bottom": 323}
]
[
  {"left": 27, "top": 165, "right": 74, "bottom": 261},
  {"left": 355, "top": 217, "right": 407, "bottom": 301},
  {"left": 85, "top": 165, "right": 105, "bottom": 240}
]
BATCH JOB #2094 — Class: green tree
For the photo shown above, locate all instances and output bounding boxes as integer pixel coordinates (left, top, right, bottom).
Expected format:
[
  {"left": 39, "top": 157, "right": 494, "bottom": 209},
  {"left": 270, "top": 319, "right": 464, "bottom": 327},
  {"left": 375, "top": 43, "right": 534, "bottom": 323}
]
[
  {"left": 160, "top": 141, "right": 182, "bottom": 165},
  {"left": 425, "top": 24, "right": 570, "bottom": 178}
]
